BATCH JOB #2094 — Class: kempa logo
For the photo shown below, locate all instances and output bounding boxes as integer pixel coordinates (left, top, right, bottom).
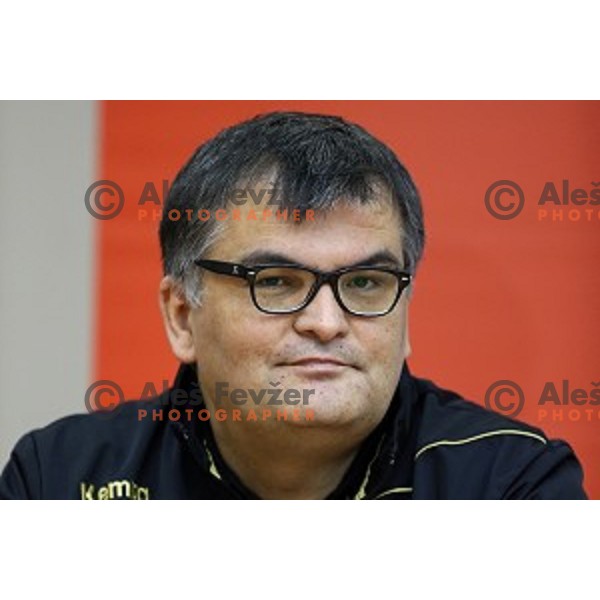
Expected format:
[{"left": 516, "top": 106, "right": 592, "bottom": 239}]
[
  {"left": 80, "top": 479, "right": 150, "bottom": 500},
  {"left": 484, "top": 179, "right": 600, "bottom": 221}
]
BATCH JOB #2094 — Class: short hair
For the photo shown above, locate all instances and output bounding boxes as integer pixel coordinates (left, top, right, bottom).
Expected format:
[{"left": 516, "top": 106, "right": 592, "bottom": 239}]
[{"left": 159, "top": 111, "right": 425, "bottom": 305}]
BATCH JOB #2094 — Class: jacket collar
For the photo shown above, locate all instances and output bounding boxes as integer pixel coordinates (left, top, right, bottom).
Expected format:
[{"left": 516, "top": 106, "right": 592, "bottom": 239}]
[{"left": 167, "top": 360, "right": 418, "bottom": 499}]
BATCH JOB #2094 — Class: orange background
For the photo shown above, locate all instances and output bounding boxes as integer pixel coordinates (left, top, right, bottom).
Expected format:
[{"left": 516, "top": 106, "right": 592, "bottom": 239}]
[{"left": 95, "top": 101, "right": 600, "bottom": 498}]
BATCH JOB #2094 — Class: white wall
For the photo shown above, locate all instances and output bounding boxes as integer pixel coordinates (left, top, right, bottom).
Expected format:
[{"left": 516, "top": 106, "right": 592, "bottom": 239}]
[{"left": 0, "top": 101, "right": 97, "bottom": 466}]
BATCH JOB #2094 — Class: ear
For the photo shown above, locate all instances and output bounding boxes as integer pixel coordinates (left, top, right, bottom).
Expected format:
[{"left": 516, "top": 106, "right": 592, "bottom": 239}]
[
  {"left": 401, "top": 297, "right": 412, "bottom": 359},
  {"left": 158, "top": 276, "right": 197, "bottom": 364},
  {"left": 403, "top": 317, "right": 412, "bottom": 359}
]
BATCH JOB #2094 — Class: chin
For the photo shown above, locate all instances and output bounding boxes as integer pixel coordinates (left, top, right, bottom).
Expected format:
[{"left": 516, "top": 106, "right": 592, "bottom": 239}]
[{"left": 285, "top": 398, "right": 377, "bottom": 432}]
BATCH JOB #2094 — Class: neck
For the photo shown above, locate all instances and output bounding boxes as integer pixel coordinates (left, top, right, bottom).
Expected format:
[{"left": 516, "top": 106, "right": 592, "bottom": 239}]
[{"left": 208, "top": 422, "right": 368, "bottom": 499}]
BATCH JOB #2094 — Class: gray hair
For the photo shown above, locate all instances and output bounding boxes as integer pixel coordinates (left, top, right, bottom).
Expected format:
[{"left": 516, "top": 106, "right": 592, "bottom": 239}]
[{"left": 159, "top": 111, "right": 425, "bottom": 307}]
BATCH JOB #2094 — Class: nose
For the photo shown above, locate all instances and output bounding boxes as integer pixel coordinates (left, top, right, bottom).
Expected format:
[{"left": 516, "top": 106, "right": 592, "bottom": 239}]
[{"left": 291, "top": 282, "right": 350, "bottom": 342}]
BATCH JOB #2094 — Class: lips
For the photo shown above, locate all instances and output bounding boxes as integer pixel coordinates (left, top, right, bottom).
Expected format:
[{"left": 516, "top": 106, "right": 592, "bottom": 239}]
[
  {"left": 280, "top": 356, "right": 359, "bottom": 372},
  {"left": 288, "top": 357, "right": 348, "bottom": 367}
]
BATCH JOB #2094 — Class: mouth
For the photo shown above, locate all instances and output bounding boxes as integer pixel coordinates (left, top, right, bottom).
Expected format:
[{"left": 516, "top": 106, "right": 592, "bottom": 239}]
[
  {"left": 287, "top": 357, "right": 349, "bottom": 367},
  {"left": 278, "top": 357, "right": 358, "bottom": 374}
]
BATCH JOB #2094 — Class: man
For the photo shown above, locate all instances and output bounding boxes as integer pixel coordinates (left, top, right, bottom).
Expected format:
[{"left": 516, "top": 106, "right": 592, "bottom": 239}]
[{"left": 0, "top": 111, "right": 587, "bottom": 499}]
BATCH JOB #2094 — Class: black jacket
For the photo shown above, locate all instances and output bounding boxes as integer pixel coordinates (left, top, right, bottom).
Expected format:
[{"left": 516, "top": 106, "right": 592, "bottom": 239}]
[{"left": 0, "top": 362, "right": 587, "bottom": 499}]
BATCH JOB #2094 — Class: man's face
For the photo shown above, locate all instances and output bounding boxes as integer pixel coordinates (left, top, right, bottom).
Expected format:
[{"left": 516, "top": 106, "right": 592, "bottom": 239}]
[{"left": 187, "top": 193, "right": 411, "bottom": 437}]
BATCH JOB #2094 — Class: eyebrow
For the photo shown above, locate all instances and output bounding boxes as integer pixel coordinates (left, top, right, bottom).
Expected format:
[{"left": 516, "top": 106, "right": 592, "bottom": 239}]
[{"left": 239, "top": 249, "right": 404, "bottom": 270}]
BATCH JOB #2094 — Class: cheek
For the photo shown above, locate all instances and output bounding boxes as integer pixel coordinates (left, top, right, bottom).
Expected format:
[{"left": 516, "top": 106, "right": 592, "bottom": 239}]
[
  {"left": 191, "top": 299, "right": 282, "bottom": 371},
  {"left": 361, "top": 322, "right": 406, "bottom": 412},
  {"left": 359, "top": 314, "right": 406, "bottom": 364}
]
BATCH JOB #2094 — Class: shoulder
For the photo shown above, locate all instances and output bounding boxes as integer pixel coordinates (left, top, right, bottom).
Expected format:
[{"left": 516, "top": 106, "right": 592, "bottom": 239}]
[
  {"left": 34, "top": 396, "right": 165, "bottom": 451},
  {"left": 412, "top": 375, "right": 548, "bottom": 457},
  {"left": 0, "top": 394, "right": 174, "bottom": 499},
  {"left": 407, "top": 374, "right": 587, "bottom": 498}
]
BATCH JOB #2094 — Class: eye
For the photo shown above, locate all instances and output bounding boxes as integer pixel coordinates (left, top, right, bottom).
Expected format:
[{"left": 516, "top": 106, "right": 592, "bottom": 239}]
[
  {"left": 254, "top": 268, "right": 309, "bottom": 292},
  {"left": 346, "top": 275, "right": 379, "bottom": 290},
  {"left": 256, "top": 276, "right": 287, "bottom": 288}
]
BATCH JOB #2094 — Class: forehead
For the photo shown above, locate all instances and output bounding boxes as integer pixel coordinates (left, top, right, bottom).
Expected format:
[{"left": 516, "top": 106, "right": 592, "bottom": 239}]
[{"left": 206, "top": 195, "right": 404, "bottom": 270}]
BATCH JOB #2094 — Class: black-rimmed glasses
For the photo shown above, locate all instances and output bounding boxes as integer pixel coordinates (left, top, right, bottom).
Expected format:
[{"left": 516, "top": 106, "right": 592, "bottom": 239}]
[{"left": 194, "top": 259, "right": 412, "bottom": 317}]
